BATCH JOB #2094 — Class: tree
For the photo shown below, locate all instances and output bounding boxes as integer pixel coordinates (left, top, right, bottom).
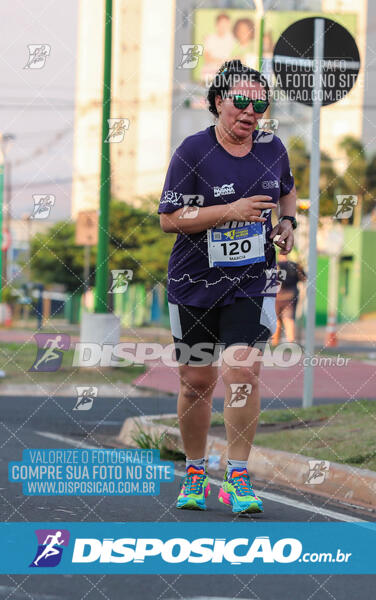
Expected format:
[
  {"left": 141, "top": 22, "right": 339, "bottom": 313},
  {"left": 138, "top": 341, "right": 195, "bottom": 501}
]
[
  {"left": 365, "top": 154, "right": 376, "bottom": 215},
  {"left": 30, "top": 221, "right": 85, "bottom": 293},
  {"left": 319, "top": 150, "right": 338, "bottom": 216},
  {"left": 288, "top": 136, "right": 337, "bottom": 216},
  {"left": 288, "top": 136, "right": 310, "bottom": 199},
  {"left": 338, "top": 136, "right": 376, "bottom": 218},
  {"left": 30, "top": 200, "right": 174, "bottom": 293}
]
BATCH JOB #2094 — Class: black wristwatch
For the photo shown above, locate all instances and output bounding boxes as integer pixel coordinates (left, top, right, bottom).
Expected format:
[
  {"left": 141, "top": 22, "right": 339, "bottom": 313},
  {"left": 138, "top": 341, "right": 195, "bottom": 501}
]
[{"left": 279, "top": 216, "right": 297, "bottom": 230}]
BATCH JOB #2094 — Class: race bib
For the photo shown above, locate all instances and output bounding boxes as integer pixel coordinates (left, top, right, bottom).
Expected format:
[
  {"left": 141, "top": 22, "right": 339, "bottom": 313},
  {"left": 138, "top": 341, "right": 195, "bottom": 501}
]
[{"left": 207, "top": 222, "right": 265, "bottom": 267}]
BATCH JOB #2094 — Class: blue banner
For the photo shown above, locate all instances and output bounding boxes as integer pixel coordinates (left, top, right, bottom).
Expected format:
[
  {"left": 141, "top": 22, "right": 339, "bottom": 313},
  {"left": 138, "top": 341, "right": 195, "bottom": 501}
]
[
  {"left": 1, "top": 522, "right": 375, "bottom": 574},
  {"left": 8, "top": 449, "right": 174, "bottom": 496}
]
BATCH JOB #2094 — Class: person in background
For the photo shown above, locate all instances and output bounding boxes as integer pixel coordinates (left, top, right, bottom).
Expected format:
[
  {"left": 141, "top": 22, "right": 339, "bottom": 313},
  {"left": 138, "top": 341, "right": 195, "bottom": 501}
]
[
  {"left": 231, "top": 18, "right": 257, "bottom": 69},
  {"left": 272, "top": 252, "right": 306, "bottom": 345},
  {"left": 201, "top": 14, "right": 235, "bottom": 81}
]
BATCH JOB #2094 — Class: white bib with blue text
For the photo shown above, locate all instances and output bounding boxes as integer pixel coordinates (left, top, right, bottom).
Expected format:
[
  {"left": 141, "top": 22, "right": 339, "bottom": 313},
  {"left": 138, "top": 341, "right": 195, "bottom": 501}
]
[{"left": 207, "top": 221, "right": 265, "bottom": 268}]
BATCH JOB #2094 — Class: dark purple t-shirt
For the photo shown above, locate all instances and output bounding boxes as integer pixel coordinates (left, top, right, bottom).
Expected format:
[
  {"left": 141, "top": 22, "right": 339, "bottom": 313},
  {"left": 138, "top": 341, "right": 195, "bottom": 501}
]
[{"left": 158, "top": 126, "right": 294, "bottom": 307}]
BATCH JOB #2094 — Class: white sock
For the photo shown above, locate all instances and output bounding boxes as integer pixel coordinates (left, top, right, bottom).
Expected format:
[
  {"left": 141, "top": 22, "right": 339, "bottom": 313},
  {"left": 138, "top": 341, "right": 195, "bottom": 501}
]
[
  {"left": 186, "top": 457, "right": 205, "bottom": 471},
  {"left": 227, "top": 459, "right": 248, "bottom": 477}
]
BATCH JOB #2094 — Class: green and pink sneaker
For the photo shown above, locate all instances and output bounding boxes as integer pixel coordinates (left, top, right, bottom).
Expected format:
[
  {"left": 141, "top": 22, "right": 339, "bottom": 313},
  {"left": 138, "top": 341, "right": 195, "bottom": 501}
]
[
  {"left": 176, "top": 465, "right": 211, "bottom": 510},
  {"left": 218, "top": 468, "right": 263, "bottom": 514}
]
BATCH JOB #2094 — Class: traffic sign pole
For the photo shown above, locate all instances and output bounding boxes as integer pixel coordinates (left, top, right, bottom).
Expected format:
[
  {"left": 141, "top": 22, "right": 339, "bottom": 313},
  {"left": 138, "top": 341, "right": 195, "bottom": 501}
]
[
  {"left": 272, "top": 17, "right": 360, "bottom": 407},
  {"left": 0, "top": 161, "right": 3, "bottom": 303},
  {"left": 258, "top": 12, "right": 265, "bottom": 72},
  {"left": 94, "top": 0, "right": 112, "bottom": 313},
  {"left": 84, "top": 244, "right": 90, "bottom": 299},
  {"left": 302, "top": 18, "right": 324, "bottom": 408}
]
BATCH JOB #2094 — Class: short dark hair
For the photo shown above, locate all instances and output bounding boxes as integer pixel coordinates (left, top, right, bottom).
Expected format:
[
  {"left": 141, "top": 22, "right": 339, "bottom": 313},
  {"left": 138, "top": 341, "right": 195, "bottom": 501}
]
[
  {"left": 233, "top": 18, "right": 255, "bottom": 38},
  {"left": 216, "top": 13, "right": 230, "bottom": 23},
  {"left": 207, "top": 59, "right": 270, "bottom": 118}
]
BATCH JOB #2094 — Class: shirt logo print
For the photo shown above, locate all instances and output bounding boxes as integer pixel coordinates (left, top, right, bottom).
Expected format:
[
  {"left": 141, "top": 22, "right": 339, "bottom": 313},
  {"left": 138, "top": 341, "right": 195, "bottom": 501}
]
[
  {"left": 161, "top": 191, "right": 183, "bottom": 205},
  {"left": 213, "top": 183, "right": 235, "bottom": 197},
  {"left": 262, "top": 180, "right": 279, "bottom": 189}
]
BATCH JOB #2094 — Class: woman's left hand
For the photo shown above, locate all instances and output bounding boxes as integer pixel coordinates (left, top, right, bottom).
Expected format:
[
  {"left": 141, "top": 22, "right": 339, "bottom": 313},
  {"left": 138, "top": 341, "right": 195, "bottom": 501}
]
[{"left": 269, "top": 220, "right": 294, "bottom": 255}]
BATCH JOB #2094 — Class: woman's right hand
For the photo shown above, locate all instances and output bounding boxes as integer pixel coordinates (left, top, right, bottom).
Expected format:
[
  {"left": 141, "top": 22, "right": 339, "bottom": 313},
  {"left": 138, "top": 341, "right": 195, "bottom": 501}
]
[{"left": 226, "top": 195, "right": 276, "bottom": 223}]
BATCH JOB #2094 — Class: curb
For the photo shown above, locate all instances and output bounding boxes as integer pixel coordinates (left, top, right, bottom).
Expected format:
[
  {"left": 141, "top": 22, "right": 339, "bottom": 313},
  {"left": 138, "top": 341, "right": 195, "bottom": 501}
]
[
  {"left": 118, "top": 414, "right": 376, "bottom": 512},
  {"left": 0, "top": 383, "right": 160, "bottom": 398}
]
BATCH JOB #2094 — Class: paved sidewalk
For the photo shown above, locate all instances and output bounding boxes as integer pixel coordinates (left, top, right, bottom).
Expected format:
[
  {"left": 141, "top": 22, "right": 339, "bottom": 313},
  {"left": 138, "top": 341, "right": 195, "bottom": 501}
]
[
  {"left": 133, "top": 359, "right": 376, "bottom": 400},
  {"left": 2, "top": 321, "right": 376, "bottom": 401},
  {"left": 313, "top": 317, "right": 376, "bottom": 348},
  {"left": 2, "top": 317, "right": 376, "bottom": 347},
  {"left": 0, "top": 325, "right": 172, "bottom": 345}
]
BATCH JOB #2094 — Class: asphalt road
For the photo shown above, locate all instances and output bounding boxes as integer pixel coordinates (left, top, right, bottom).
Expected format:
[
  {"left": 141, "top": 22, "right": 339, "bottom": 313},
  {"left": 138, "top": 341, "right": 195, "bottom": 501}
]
[{"left": 0, "top": 394, "right": 375, "bottom": 599}]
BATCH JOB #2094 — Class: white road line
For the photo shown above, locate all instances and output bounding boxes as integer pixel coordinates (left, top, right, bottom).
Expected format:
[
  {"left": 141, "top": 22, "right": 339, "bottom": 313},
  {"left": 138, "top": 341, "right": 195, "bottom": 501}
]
[
  {"left": 35, "top": 430, "right": 99, "bottom": 449},
  {"left": 35, "top": 431, "right": 368, "bottom": 523},
  {"left": 175, "top": 470, "right": 368, "bottom": 524}
]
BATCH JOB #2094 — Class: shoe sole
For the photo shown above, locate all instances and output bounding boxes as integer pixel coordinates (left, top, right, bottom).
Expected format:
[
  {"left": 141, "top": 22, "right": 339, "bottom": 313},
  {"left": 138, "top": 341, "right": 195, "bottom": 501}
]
[
  {"left": 218, "top": 488, "right": 263, "bottom": 514},
  {"left": 176, "top": 499, "right": 206, "bottom": 510}
]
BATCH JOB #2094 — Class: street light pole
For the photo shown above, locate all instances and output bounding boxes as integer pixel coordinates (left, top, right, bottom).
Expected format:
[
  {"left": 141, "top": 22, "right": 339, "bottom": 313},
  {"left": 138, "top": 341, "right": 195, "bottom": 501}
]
[
  {"left": 258, "top": 11, "right": 265, "bottom": 71},
  {"left": 79, "top": 0, "right": 120, "bottom": 350},
  {"left": 254, "top": 0, "right": 270, "bottom": 72},
  {"left": 0, "top": 152, "right": 4, "bottom": 303},
  {"left": 94, "top": 0, "right": 112, "bottom": 313},
  {"left": 0, "top": 133, "right": 15, "bottom": 303}
]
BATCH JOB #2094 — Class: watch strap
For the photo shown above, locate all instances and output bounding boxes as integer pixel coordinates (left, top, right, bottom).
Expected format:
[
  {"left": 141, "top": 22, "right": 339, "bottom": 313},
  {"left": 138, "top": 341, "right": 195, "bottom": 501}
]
[{"left": 279, "top": 216, "right": 297, "bottom": 229}]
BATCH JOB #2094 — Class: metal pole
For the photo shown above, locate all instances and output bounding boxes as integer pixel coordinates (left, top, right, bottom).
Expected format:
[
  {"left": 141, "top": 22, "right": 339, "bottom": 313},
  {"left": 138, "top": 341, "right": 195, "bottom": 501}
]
[
  {"left": 2, "top": 160, "right": 11, "bottom": 288},
  {"left": 84, "top": 244, "right": 90, "bottom": 307},
  {"left": 94, "top": 0, "right": 112, "bottom": 313},
  {"left": 328, "top": 254, "right": 340, "bottom": 317},
  {"left": 302, "top": 18, "right": 324, "bottom": 408},
  {"left": 25, "top": 215, "right": 31, "bottom": 282},
  {"left": 0, "top": 158, "right": 4, "bottom": 303},
  {"left": 0, "top": 133, "right": 15, "bottom": 299},
  {"left": 258, "top": 13, "right": 265, "bottom": 72},
  {"left": 253, "top": 0, "right": 265, "bottom": 72}
]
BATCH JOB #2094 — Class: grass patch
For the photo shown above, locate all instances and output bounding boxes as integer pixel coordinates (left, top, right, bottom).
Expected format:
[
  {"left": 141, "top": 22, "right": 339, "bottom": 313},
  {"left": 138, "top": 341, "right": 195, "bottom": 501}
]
[
  {"left": 155, "top": 401, "right": 376, "bottom": 471},
  {"left": 253, "top": 400, "right": 376, "bottom": 471},
  {"left": 0, "top": 342, "right": 144, "bottom": 386},
  {"left": 131, "top": 422, "right": 185, "bottom": 461}
]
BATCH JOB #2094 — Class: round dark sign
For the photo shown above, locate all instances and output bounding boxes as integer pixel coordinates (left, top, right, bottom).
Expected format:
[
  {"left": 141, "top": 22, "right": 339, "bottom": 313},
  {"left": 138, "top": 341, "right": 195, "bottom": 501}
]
[{"left": 272, "top": 17, "right": 360, "bottom": 106}]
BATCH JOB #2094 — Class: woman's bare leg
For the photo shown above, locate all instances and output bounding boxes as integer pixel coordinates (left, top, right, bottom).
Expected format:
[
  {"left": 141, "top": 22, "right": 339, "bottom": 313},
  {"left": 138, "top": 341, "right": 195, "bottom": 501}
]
[
  {"left": 282, "top": 316, "right": 296, "bottom": 342},
  {"left": 221, "top": 346, "right": 262, "bottom": 460},
  {"left": 271, "top": 316, "right": 282, "bottom": 345},
  {"left": 177, "top": 364, "right": 218, "bottom": 459}
]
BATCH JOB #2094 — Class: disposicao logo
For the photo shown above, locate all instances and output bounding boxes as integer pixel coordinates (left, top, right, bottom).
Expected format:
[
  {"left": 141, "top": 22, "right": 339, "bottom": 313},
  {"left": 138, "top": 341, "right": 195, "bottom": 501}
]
[
  {"left": 30, "top": 529, "right": 70, "bottom": 567},
  {"left": 71, "top": 536, "right": 302, "bottom": 564},
  {"left": 29, "top": 334, "right": 70, "bottom": 372}
]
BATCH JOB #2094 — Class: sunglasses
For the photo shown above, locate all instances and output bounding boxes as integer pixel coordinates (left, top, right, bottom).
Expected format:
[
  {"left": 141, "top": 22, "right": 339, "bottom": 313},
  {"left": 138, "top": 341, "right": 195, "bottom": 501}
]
[{"left": 228, "top": 94, "right": 269, "bottom": 113}]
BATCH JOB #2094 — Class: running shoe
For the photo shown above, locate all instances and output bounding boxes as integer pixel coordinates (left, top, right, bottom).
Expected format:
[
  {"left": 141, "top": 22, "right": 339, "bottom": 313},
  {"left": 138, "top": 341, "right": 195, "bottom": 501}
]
[
  {"left": 218, "top": 468, "right": 263, "bottom": 514},
  {"left": 176, "top": 465, "right": 211, "bottom": 510}
]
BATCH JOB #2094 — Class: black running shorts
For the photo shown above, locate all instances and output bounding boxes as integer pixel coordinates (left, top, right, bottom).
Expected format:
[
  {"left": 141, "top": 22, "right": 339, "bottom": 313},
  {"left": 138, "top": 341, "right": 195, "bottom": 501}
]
[{"left": 168, "top": 296, "right": 276, "bottom": 365}]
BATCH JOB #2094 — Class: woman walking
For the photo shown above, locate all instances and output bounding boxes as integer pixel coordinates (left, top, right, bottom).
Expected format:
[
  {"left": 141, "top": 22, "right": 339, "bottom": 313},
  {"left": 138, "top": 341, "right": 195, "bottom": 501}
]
[{"left": 159, "top": 60, "right": 297, "bottom": 513}]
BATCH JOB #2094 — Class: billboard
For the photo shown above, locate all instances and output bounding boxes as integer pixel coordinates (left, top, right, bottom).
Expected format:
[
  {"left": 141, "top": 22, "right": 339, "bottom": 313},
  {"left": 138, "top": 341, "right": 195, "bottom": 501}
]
[{"left": 193, "top": 10, "right": 358, "bottom": 85}]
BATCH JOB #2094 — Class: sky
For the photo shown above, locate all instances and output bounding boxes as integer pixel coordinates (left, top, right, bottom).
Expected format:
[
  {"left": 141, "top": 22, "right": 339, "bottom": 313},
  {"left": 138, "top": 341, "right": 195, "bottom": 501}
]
[{"left": 0, "top": 0, "right": 78, "bottom": 220}]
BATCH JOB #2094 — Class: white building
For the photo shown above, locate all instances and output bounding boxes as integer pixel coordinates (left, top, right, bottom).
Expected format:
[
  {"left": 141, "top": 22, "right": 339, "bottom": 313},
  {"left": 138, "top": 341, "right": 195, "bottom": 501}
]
[{"left": 71, "top": 0, "right": 176, "bottom": 217}]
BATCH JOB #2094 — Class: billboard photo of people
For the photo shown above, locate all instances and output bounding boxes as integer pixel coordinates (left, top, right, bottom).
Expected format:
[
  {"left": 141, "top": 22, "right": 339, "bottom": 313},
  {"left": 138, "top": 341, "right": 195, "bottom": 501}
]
[
  {"left": 197, "top": 10, "right": 258, "bottom": 84},
  {"left": 193, "top": 9, "right": 358, "bottom": 86}
]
